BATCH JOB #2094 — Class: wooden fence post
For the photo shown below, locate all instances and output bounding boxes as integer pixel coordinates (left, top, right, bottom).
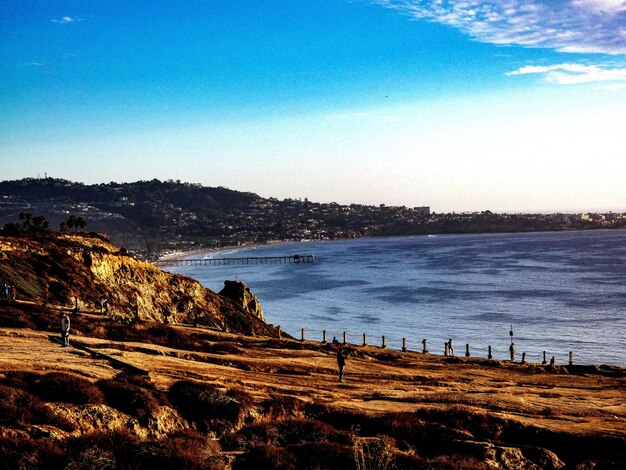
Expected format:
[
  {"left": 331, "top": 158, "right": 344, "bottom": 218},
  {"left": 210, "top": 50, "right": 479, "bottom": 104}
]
[
  {"left": 422, "top": 339, "right": 428, "bottom": 354},
  {"left": 322, "top": 330, "right": 327, "bottom": 344},
  {"left": 402, "top": 338, "right": 407, "bottom": 352},
  {"left": 343, "top": 331, "right": 347, "bottom": 344},
  {"left": 465, "top": 344, "right": 470, "bottom": 357},
  {"left": 362, "top": 333, "right": 367, "bottom": 347},
  {"left": 488, "top": 345, "right": 492, "bottom": 359},
  {"left": 381, "top": 335, "right": 386, "bottom": 349},
  {"left": 301, "top": 328, "right": 305, "bottom": 342}
]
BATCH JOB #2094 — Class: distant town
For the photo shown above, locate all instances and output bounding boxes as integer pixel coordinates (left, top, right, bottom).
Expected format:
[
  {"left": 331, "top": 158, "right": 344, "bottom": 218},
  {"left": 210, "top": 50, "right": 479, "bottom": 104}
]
[{"left": 1, "top": 177, "right": 625, "bottom": 260}]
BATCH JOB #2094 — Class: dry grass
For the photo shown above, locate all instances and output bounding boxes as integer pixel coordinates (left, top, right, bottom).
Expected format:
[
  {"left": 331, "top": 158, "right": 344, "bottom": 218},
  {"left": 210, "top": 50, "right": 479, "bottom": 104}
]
[{"left": 1, "top": 305, "right": 625, "bottom": 469}]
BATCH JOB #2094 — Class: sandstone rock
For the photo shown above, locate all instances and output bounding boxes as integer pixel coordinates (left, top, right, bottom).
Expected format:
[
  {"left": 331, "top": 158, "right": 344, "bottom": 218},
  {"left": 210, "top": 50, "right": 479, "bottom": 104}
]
[
  {"left": 145, "top": 405, "right": 188, "bottom": 439},
  {"left": 48, "top": 403, "right": 147, "bottom": 438},
  {"left": 459, "top": 440, "right": 541, "bottom": 469},
  {"left": 219, "top": 280, "right": 265, "bottom": 322},
  {"left": 46, "top": 402, "right": 189, "bottom": 440},
  {"left": 521, "top": 446, "right": 566, "bottom": 469}
]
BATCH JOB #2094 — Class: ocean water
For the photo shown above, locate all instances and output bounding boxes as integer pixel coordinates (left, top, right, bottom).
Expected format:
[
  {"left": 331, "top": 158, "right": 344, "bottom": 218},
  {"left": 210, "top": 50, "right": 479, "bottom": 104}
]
[{"left": 167, "top": 230, "right": 626, "bottom": 366}]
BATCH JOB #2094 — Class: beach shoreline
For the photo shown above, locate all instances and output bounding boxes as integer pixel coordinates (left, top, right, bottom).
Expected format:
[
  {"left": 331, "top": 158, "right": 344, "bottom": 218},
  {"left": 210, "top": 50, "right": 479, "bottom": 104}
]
[{"left": 156, "top": 239, "right": 306, "bottom": 262}]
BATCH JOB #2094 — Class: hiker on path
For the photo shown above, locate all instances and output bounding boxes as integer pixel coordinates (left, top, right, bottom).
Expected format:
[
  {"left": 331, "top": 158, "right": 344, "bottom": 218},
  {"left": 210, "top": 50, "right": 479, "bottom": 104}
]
[
  {"left": 100, "top": 298, "right": 108, "bottom": 314},
  {"left": 10, "top": 285, "right": 16, "bottom": 302},
  {"left": 447, "top": 339, "right": 454, "bottom": 357},
  {"left": 509, "top": 342, "right": 515, "bottom": 362},
  {"left": 336, "top": 348, "right": 351, "bottom": 383},
  {"left": 61, "top": 313, "right": 71, "bottom": 347}
]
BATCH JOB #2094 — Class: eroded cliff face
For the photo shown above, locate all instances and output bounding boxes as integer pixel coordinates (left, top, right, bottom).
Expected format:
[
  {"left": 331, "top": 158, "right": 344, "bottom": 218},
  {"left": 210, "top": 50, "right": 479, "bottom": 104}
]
[
  {"left": 219, "top": 280, "right": 264, "bottom": 322},
  {"left": 0, "top": 232, "right": 275, "bottom": 336}
]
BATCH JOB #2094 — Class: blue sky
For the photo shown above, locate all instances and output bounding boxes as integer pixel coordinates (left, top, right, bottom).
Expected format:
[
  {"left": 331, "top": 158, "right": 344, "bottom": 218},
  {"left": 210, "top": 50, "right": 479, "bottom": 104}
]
[{"left": 1, "top": 0, "right": 626, "bottom": 212}]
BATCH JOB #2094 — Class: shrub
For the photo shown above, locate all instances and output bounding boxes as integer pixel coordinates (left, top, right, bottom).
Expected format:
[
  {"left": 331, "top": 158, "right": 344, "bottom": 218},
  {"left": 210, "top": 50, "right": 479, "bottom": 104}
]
[
  {"left": 133, "top": 430, "right": 226, "bottom": 470},
  {"left": 223, "top": 418, "right": 352, "bottom": 452},
  {"left": 413, "top": 406, "right": 496, "bottom": 440},
  {"left": 235, "top": 444, "right": 296, "bottom": 470},
  {"left": 289, "top": 441, "right": 355, "bottom": 470},
  {"left": 0, "top": 436, "right": 64, "bottom": 470},
  {"left": 261, "top": 395, "right": 303, "bottom": 420},
  {"left": 63, "top": 429, "right": 138, "bottom": 468},
  {"left": 0, "top": 384, "right": 74, "bottom": 431},
  {"left": 65, "top": 447, "right": 116, "bottom": 470},
  {"left": 0, "top": 384, "right": 38, "bottom": 425},
  {"left": 168, "top": 381, "right": 253, "bottom": 434},
  {"left": 31, "top": 372, "right": 105, "bottom": 405},
  {"left": 97, "top": 380, "right": 160, "bottom": 425},
  {"left": 353, "top": 436, "right": 396, "bottom": 470}
]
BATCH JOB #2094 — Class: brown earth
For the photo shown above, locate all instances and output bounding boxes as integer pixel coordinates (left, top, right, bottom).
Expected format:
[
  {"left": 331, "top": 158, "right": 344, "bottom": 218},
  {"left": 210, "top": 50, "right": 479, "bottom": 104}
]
[{"left": 0, "top": 303, "right": 624, "bottom": 469}]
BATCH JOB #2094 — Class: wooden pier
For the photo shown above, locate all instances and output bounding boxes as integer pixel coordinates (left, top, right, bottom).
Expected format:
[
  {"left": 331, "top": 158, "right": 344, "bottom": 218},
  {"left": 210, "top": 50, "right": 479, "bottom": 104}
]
[{"left": 157, "top": 254, "right": 315, "bottom": 267}]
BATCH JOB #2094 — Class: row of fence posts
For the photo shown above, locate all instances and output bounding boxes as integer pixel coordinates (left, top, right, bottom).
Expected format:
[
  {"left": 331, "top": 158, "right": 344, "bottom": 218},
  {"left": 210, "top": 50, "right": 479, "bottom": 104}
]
[{"left": 288, "top": 327, "right": 575, "bottom": 365}]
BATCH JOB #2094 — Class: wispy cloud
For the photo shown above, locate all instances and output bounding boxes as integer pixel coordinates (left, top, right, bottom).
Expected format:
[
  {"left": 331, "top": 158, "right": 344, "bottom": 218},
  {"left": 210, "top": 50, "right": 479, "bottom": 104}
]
[
  {"left": 507, "top": 63, "right": 626, "bottom": 84},
  {"left": 51, "top": 16, "right": 83, "bottom": 24},
  {"left": 20, "top": 61, "right": 47, "bottom": 67},
  {"left": 370, "top": 0, "right": 626, "bottom": 55}
]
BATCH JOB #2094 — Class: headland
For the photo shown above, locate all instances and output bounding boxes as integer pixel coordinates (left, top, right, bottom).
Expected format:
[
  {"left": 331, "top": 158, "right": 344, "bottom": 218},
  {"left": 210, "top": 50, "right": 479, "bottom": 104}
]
[{"left": 1, "top": 231, "right": 625, "bottom": 468}]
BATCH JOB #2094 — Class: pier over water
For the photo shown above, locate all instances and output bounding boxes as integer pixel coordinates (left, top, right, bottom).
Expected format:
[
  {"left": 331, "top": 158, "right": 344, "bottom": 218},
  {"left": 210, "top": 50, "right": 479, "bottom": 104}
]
[{"left": 157, "top": 254, "right": 315, "bottom": 267}]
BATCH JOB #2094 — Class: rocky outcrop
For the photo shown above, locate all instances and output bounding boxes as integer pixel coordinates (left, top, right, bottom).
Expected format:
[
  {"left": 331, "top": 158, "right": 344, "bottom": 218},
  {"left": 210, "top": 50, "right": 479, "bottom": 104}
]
[
  {"left": 44, "top": 403, "right": 187, "bottom": 440},
  {"left": 458, "top": 440, "right": 565, "bottom": 470},
  {"left": 219, "top": 280, "right": 264, "bottom": 322},
  {"left": 0, "top": 232, "right": 276, "bottom": 336}
]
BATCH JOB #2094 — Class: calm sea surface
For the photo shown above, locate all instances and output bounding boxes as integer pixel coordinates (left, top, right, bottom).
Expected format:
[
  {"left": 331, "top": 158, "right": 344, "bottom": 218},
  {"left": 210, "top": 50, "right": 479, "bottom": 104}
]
[{"left": 167, "top": 230, "right": 626, "bottom": 366}]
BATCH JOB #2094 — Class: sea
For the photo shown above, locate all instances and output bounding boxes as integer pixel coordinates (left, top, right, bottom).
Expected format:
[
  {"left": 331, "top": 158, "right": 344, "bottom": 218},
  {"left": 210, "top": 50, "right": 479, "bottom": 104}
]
[{"left": 166, "top": 229, "right": 626, "bottom": 366}]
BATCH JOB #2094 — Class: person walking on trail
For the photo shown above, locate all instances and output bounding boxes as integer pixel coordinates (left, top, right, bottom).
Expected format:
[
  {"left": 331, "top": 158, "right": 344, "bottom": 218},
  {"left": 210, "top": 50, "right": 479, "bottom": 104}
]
[
  {"left": 100, "top": 298, "right": 108, "bottom": 315},
  {"left": 336, "top": 348, "right": 351, "bottom": 383},
  {"left": 447, "top": 339, "right": 454, "bottom": 357},
  {"left": 61, "top": 313, "right": 71, "bottom": 347},
  {"left": 509, "top": 342, "right": 515, "bottom": 362}
]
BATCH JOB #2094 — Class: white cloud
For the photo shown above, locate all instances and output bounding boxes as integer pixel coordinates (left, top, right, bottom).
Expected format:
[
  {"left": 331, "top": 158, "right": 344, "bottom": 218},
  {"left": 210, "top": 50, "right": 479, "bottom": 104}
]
[
  {"left": 51, "top": 16, "right": 83, "bottom": 24},
  {"left": 370, "top": 0, "right": 626, "bottom": 55},
  {"left": 507, "top": 63, "right": 626, "bottom": 84}
]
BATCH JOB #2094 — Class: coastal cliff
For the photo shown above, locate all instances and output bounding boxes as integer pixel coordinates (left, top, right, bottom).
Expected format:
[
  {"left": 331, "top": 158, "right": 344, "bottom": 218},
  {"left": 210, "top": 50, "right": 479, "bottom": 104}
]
[
  {"left": 0, "top": 232, "right": 274, "bottom": 336},
  {"left": 1, "top": 232, "right": 625, "bottom": 469}
]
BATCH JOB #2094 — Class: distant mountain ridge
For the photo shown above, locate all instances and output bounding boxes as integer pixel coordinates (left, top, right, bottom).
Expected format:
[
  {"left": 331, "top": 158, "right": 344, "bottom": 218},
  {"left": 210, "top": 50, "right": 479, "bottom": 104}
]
[{"left": 1, "top": 177, "right": 623, "bottom": 260}]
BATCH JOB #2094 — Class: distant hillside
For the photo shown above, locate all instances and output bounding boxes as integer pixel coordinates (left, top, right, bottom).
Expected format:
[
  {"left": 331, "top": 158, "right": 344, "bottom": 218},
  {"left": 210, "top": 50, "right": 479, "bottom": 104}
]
[
  {"left": 1, "top": 177, "right": 623, "bottom": 259},
  {"left": 0, "top": 178, "right": 262, "bottom": 258}
]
